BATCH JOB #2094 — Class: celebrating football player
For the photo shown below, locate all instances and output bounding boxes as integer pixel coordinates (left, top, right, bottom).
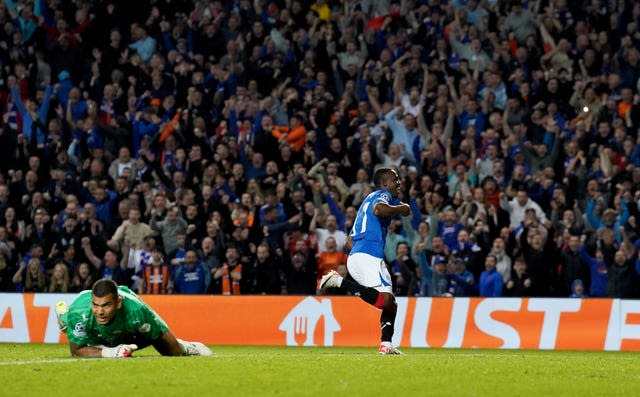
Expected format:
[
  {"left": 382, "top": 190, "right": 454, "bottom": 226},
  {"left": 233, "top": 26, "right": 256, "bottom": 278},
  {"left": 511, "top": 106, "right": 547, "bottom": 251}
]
[{"left": 319, "top": 167, "right": 410, "bottom": 354}]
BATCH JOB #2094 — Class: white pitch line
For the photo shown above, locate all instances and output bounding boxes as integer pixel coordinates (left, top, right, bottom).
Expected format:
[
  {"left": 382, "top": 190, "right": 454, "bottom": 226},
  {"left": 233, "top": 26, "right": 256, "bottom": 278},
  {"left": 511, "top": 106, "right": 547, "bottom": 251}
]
[
  {"left": 0, "top": 358, "right": 87, "bottom": 366},
  {"left": 0, "top": 356, "right": 169, "bottom": 366},
  {"left": 0, "top": 350, "right": 634, "bottom": 365},
  {"left": 0, "top": 353, "right": 374, "bottom": 365}
]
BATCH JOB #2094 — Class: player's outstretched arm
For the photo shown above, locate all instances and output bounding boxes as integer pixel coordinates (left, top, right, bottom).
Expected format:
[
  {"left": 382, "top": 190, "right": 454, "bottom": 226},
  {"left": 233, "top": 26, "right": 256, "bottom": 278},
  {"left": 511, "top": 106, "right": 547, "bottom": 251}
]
[
  {"left": 70, "top": 343, "right": 138, "bottom": 358},
  {"left": 153, "top": 330, "right": 212, "bottom": 356},
  {"left": 374, "top": 202, "right": 411, "bottom": 217},
  {"left": 153, "top": 330, "right": 188, "bottom": 356},
  {"left": 70, "top": 343, "right": 103, "bottom": 357}
]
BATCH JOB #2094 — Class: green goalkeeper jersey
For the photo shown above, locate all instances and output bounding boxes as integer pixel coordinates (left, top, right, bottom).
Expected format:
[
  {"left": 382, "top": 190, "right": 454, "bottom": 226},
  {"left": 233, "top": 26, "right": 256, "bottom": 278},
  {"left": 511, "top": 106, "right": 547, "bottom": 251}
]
[{"left": 62, "top": 286, "right": 169, "bottom": 346}]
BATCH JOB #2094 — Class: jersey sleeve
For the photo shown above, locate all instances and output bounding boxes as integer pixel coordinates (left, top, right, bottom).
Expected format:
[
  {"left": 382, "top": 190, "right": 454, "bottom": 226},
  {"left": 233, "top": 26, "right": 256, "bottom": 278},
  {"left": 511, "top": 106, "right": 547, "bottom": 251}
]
[
  {"left": 370, "top": 191, "right": 391, "bottom": 216},
  {"left": 137, "top": 304, "right": 169, "bottom": 340},
  {"left": 389, "top": 197, "right": 401, "bottom": 206},
  {"left": 64, "top": 292, "right": 99, "bottom": 346},
  {"left": 64, "top": 311, "right": 95, "bottom": 346},
  {"left": 375, "top": 191, "right": 391, "bottom": 205},
  {"left": 124, "top": 296, "right": 169, "bottom": 341}
]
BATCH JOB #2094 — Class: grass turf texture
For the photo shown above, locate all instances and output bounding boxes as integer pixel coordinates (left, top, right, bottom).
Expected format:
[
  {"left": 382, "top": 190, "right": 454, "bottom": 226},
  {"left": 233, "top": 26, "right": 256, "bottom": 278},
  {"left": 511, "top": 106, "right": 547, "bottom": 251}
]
[{"left": 0, "top": 344, "right": 637, "bottom": 396}]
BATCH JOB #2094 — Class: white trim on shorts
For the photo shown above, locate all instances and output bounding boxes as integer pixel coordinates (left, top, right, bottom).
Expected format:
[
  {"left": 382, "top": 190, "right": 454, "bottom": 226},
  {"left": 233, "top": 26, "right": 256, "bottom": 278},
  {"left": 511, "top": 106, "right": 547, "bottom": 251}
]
[{"left": 347, "top": 252, "right": 393, "bottom": 294}]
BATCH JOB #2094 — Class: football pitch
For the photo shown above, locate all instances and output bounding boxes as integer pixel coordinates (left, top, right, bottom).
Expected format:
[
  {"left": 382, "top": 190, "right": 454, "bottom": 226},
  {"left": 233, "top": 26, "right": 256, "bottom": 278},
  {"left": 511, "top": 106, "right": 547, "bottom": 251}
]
[{"left": 0, "top": 344, "right": 638, "bottom": 396}]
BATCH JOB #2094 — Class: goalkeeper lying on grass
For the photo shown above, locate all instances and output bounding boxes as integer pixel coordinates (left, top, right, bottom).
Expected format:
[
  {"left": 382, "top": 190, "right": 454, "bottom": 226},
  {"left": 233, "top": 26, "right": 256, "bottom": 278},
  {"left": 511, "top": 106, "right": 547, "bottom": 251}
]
[{"left": 56, "top": 279, "right": 212, "bottom": 358}]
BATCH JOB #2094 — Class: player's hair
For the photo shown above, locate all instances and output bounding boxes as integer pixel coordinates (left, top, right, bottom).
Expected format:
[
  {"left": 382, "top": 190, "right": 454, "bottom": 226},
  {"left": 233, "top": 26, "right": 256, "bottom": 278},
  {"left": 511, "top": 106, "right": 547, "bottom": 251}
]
[
  {"left": 92, "top": 279, "right": 119, "bottom": 301},
  {"left": 373, "top": 167, "right": 393, "bottom": 188}
]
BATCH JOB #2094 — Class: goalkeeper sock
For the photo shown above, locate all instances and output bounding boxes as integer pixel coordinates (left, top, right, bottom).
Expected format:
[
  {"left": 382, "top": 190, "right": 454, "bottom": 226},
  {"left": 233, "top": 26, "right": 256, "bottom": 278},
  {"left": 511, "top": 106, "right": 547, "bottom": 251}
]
[{"left": 340, "top": 278, "right": 381, "bottom": 307}]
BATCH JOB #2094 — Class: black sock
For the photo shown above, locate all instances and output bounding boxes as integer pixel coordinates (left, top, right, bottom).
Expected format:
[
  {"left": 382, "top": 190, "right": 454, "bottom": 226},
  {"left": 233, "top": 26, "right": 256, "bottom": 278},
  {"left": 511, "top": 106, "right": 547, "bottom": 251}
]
[
  {"left": 380, "top": 308, "right": 396, "bottom": 342},
  {"left": 340, "top": 277, "right": 380, "bottom": 306}
]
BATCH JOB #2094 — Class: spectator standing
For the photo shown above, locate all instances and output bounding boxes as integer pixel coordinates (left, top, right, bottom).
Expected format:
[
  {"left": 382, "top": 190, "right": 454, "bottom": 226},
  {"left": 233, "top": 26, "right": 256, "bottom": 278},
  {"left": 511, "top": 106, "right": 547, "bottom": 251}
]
[
  {"left": 70, "top": 262, "right": 95, "bottom": 293},
  {"left": 448, "top": 257, "right": 475, "bottom": 297},
  {"left": 13, "top": 258, "right": 47, "bottom": 292},
  {"left": 479, "top": 255, "right": 503, "bottom": 297},
  {"left": 389, "top": 241, "right": 417, "bottom": 296},
  {"left": 245, "top": 243, "right": 283, "bottom": 294},
  {"left": 578, "top": 243, "right": 608, "bottom": 298},
  {"left": 48, "top": 263, "right": 70, "bottom": 292},
  {"left": 108, "top": 207, "right": 153, "bottom": 255},
  {"left": 606, "top": 250, "right": 636, "bottom": 298},
  {"left": 150, "top": 206, "right": 187, "bottom": 255},
  {"left": 505, "top": 258, "right": 532, "bottom": 297},
  {"left": 311, "top": 213, "right": 347, "bottom": 253},
  {"left": 140, "top": 246, "right": 172, "bottom": 294},
  {"left": 213, "top": 246, "right": 243, "bottom": 295},
  {"left": 82, "top": 237, "right": 130, "bottom": 287},
  {"left": 419, "top": 255, "right": 450, "bottom": 297},
  {"left": 315, "top": 236, "right": 347, "bottom": 286},
  {"left": 173, "top": 250, "right": 210, "bottom": 294},
  {"left": 285, "top": 250, "right": 316, "bottom": 295},
  {"left": 559, "top": 234, "right": 590, "bottom": 297}
]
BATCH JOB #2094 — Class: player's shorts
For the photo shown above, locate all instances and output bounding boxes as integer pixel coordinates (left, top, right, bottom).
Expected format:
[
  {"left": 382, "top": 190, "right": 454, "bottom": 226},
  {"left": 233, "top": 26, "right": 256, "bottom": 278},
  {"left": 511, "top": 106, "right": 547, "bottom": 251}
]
[{"left": 347, "top": 252, "right": 393, "bottom": 294}]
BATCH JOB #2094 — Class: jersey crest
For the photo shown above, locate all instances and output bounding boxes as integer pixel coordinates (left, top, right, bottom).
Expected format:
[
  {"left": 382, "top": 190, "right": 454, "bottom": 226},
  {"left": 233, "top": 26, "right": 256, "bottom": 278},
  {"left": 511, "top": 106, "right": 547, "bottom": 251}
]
[{"left": 73, "top": 322, "right": 86, "bottom": 338}]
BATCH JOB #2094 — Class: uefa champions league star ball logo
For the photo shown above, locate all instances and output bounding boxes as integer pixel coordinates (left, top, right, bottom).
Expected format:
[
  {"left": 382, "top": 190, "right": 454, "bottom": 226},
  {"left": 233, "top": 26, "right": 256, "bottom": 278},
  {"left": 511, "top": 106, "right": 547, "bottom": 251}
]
[{"left": 73, "top": 323, "right": 86, "bottom": 338}]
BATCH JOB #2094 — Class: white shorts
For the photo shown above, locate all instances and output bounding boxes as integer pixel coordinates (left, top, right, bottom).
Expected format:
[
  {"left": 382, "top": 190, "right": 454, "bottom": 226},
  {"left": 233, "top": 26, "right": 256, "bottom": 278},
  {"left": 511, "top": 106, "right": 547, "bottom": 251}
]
[{"left": 347, "top": 252, "right": 393, "bottom": 294}]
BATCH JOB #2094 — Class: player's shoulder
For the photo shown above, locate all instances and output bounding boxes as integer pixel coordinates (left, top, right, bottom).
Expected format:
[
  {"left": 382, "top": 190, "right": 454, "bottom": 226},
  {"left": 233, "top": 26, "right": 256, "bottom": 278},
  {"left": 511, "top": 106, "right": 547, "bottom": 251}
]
[
  {"left": 117, "top": 285, "right": 137, "bottom": 296},
  {"left": 118, "top": 286, "right": 141, "bottom": 302},
  {"left": 371, "top": 189, "right": 392, "bottom": 203},
  {"left": 118, "top": 286, "right": 149, "bottom": 310},
  {"left": 68, "top": 290, "right": 92, "bottom": 312},
  {"left": 66, "top": 291, "right": 93, "bottom": 337}
]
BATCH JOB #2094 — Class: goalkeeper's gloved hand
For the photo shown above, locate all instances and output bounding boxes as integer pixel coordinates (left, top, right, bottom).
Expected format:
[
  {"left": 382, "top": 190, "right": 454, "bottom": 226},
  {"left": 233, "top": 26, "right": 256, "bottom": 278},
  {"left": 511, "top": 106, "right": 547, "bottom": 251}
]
[{"left": 101, "top": 344, "right": 138, "bottom": 358}]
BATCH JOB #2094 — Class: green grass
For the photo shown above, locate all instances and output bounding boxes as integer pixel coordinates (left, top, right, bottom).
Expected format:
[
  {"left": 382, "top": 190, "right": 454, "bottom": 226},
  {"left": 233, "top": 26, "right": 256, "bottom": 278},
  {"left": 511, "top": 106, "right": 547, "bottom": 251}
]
[{"left": 0, "top": 344, "right": 638, "bottom": 396}]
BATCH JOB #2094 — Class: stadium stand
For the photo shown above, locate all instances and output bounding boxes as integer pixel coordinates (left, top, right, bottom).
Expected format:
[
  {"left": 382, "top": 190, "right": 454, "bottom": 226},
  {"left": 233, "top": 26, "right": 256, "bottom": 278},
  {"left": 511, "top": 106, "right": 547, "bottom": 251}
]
[{"left": 0, "top": 0, "right": 639, "bottom": 298}]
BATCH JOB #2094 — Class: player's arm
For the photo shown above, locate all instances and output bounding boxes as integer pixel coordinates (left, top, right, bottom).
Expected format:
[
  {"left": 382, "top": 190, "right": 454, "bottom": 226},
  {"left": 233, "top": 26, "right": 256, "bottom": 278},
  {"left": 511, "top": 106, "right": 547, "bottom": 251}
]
[
  {"left": 69, "top": 343, "right": 103, "bottom": 357},
  {"left": 69, "top": 342, "right": 138, "bottom": 358},
  {"left": 374, "top": 202, "right": 411, "bottom": 217},
  {"left": 345, "top": 235, "right": 352, "bottom": 252},
  {"left": 152, "top": 330, "right": 187, "bottom": 356}
]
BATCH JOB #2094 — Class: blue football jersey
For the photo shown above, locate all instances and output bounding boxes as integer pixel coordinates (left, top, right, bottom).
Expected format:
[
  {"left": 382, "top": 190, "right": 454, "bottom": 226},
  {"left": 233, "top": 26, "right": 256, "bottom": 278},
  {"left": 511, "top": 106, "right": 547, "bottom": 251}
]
[{"left": 349, "top": 189, "right": 400, "bottom": 258}]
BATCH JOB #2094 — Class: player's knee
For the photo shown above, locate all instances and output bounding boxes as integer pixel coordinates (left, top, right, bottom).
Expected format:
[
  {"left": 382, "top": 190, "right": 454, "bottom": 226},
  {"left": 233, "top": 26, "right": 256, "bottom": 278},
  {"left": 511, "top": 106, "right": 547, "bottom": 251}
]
[{"left": 382, "top": 293, "right": 397, "bottom": 312}]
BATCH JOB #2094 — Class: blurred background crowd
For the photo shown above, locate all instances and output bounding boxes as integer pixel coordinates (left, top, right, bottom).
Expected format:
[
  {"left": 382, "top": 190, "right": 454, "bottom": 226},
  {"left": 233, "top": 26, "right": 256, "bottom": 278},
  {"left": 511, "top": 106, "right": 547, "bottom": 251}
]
[{"left": 0, "top": 0, "right": 639, "bottom": 298}]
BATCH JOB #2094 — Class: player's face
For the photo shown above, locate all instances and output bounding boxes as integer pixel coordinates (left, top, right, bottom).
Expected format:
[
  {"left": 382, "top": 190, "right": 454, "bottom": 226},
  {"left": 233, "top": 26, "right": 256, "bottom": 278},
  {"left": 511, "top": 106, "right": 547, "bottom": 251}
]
[
  {"left": 386, "top": 171, "right": 402, "bottom": 198},
  {"left": 91, "top": 294, "right": 122, "bottom": 325}
]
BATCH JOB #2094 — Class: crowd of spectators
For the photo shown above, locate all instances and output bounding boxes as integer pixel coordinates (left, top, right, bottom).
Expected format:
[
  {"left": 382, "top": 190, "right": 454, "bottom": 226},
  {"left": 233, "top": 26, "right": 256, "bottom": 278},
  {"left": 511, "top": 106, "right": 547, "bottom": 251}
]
[{"left": 0, "top": 0, "right": 639, "bottom": 299}]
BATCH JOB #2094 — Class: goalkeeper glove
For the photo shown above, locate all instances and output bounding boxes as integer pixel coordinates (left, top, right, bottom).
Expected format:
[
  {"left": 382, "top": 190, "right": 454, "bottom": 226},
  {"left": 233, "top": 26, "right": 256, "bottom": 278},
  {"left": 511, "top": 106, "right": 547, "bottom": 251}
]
[{"left": 101, "top": 344, "right": 138, "bottom": 358}]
